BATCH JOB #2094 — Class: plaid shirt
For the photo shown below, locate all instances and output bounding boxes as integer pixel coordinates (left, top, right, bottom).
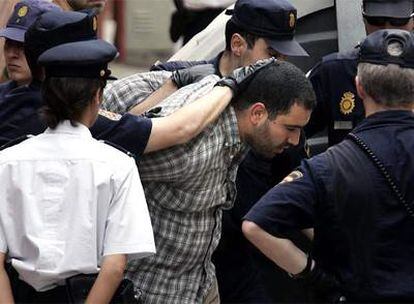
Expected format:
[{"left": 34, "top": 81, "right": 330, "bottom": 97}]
[
  {"left": 104, "top": 73, "right": 248, "bottom": 303},
  {"left": 103, "top": 70, "right": 172, "bottom": 114}
]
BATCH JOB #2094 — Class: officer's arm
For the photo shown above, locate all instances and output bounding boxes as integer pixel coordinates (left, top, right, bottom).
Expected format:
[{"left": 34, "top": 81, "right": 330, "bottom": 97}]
[
  {"left": 242, "top": 221, "right": 309, "bottom": 275},
  {"left": 85, "top": 254, "right": 127, "bottom": 304},
  {"left": 144, "top": 85, "right": 233, "bottom": 153},
  {"left": 129, "top": 64, "right": 216, "bottom": 116},
  {"left": 0, "top": 253, "right": 14, "bottom": 303}
]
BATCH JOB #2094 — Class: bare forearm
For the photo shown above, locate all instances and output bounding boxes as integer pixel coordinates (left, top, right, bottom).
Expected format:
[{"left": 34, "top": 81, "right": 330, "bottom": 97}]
[
  {"left": 179, "top": 86, "right": 233, "bottom": 137},
  {"left": 242, "top": 221, "right": 308, "bottom": 275},
  {"left": 0, "top": 267, "right": 14, "bottom": 303},
  {"left": 85, "top": 255, "right": 126, "bottom": 304},
  {"left": 129, "top": 79, "right": 177, "bottom": 116},
  {"left": 144, "top": 86, "right": 233, "bottom": 153}
]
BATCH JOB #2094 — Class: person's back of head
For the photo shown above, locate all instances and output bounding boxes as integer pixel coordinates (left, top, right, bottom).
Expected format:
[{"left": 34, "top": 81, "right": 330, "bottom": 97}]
[
  {"left": 24, "top": 9, "right": 100, "bottom": 80},
  {"left": 26, "top": 10, "right": 117, "bottom": 128},
  {"left": 357, "top": 29, "right": 414, "bottom": 108},
  {"left": 362, "top": 0, "right": 414, "bottom": 34},
  {"left": 223, "top": 0, "right": 308, "bottom": 64}
]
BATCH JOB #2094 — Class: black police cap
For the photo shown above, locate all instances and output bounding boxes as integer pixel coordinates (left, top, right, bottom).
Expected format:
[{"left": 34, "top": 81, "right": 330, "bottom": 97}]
[
  {"left": 359, "top": 29, "right": 414, "bottom": 68},
  {"left": 226, "top": 0, "right": 308, "bottom": 57},
  {"left": 0, "top": 0, "right": 60, "bottom": 43},
  {"left": 26, "top": 10, "right": 117, "bottom": 80},
  {"left": 363, "top": 0, "right": 413, "bottom": 18}
]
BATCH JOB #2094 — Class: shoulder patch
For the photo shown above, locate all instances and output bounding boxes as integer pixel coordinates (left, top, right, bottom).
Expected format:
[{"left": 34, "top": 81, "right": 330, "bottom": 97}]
[
  {"left": 279, "top": 170, "right": 303, "bottom": 185},
  {"left": 99, "top": 109, "right": 122, "bottom": 121}
]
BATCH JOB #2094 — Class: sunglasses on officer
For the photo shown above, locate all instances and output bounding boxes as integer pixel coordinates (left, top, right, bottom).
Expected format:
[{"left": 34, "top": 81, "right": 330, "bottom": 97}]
[{"left": 362, "top": 13, "right": 413, "bottom": 27}]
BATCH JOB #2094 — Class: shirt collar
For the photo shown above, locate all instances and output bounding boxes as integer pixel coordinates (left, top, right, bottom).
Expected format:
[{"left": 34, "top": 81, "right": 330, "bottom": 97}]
[
  {"left": 45, "top": 120, "right": 92, "bottom": 138},
  {"left": 353, "top": 110, "right": 414, "bottom": 134},
  {"left": 222, "top": 106, "right": 243, "bottom": 148}
]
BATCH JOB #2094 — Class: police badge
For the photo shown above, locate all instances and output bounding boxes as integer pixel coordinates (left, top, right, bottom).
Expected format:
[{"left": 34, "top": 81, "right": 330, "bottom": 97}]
[{"left": 339, "top": 92, "right": 355, "bottom": 115}]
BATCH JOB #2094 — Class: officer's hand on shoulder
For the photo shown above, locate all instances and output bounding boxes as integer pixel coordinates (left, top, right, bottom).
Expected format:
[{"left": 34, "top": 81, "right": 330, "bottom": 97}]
[
  {"left": 215, "top": 57, "right": 276, "bottom": 96},
  {"left": 171, "top": 64, "right": 216, "bottom": 88}
]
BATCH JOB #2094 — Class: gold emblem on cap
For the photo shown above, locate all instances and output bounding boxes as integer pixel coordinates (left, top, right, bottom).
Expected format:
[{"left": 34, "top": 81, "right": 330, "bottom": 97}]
[
  {"left": 18, "top": 6, "right": 28, "bottom": 17},
  {"left": 93, "top": 16, "right": 98, "bottom": 32},
  {"left": 289, "top": 12, "right": 296, "bottom": 28},
  {"left": 100, "top": 70, "right": 106, "bottom": 77},
  {"left": 339, "top": 92, "right": 355, "bottom": 115}
]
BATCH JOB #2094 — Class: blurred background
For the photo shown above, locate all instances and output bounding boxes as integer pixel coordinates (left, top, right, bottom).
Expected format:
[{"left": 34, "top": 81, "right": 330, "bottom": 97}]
[{"left": 0, "top": 0, "right": 366, "bottom": 79}]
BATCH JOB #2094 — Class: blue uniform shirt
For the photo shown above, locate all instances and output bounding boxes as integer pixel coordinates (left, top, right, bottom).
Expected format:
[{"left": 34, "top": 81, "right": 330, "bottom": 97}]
[
  {"left": 306, "top": 48, "right": 365, "bottom": 146},
  {"left": 0, "top": 80, "right": 152, "bottom": 156},
  {"left": 0, "top": 80, "right": 46, "bottom": 146},
  {"left": 246, "top": 110, "right": 414, "bottom": 301},
  {"left": 0, "top": 80, "right": 18, "bottom": 102}
]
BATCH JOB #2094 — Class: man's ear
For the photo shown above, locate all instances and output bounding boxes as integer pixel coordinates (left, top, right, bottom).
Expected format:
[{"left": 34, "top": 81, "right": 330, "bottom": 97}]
[
  {"left": 248, "top": 102, "right": 268, "bottom": 125},
  {"left": 94, "top": 88, "right": 103, "bottom": 106},
  {"left": 355, "top": 76, "right": 366, "bottom": 100},
  {"left": 231, "top": 33, "right": 248, "bottom": 57}
]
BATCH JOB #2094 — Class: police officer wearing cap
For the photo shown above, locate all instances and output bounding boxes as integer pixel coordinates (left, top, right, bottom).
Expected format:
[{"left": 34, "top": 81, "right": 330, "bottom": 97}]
[
  {"left": 243, "top": 29, "right": 414, "bottom": 302},
  {"left": 108, "top": 1, "right": 310, "bottom": 302},
  {"left": 306, "top": 0, "right": 414, "bottom": 147},
  {"left": 0, "top": 0, "right": 60, "bottom": 108},
  {"left": 0, "top": 9, "right": 156, "bottom": 304},
  {"left": 0, "top": 7, "right": 232, "bottom": 159}
]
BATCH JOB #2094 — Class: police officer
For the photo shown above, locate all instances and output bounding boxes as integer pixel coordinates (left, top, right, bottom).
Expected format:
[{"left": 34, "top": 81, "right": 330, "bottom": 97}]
[
  {"left": 0, "top": 0, "right": 60, "bottom": 101},
  {"left": 0, "top": 7, "right": 231, "bottom": 157},
  {"left": 242, "top": 29, "right": 414, "bottom": 302},
  {"left": 0, "top": 9, "right": 155, "bottom": 303},
  {"left": 305, "top": 0, "right": 414, "bottom": 147}
]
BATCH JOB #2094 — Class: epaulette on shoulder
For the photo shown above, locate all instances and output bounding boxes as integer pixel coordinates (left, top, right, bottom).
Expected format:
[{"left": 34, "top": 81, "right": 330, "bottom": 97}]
[
  {"left": 0, "top": 135, "right": 33, "bottom": 151},
  {"left": 101, "top": 140, "right": 136, "bottom": 159}
]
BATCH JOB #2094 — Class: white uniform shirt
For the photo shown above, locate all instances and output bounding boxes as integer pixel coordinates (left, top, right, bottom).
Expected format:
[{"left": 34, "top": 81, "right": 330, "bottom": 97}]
[{"left": 0, "top": 121, "right": 155, "bottom": 292}]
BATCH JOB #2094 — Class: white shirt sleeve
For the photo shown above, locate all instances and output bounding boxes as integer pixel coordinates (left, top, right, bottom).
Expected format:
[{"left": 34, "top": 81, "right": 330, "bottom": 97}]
[
  {"left": 0, "top": 219, "right": 7, "bottom": 253},
  {"left": 103, "top": 157, "right": 155, "bottom": 260},
  {"left": 0, "top": 165, "right": 7, "bottom": 254}
]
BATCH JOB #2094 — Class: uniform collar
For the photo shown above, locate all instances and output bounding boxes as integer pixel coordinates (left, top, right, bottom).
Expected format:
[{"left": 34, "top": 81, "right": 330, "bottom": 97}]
[
  {"left": 353, "top": 110, "right": 414, "bottom": 133},
  {"left": 45, "top": 120, "right": 92, "bottom": 138},
  {"left": 208, "top": 52, "right": 224, "bottom": 78}
]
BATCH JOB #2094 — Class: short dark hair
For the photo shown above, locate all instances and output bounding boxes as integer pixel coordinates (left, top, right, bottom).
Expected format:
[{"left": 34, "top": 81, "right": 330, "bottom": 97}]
[
  {"left": 225, "top": 19, "right": 260, "bottom": 51},
  {"left": 41, "top": 77, "right": 106, "bottom": 129},
  {"left": 234, "top": 61, "right": 316, "bottom": 118}
]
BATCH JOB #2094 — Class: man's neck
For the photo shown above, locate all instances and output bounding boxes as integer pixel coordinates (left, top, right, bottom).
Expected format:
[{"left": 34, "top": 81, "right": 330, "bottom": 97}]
[
  {"left": 364, "top": 98, "right": 413, "bottom": 117},
  {"left": 218, "top": 51, "right": 241, "bottom": 76},
  {"left": 234, "top": 108, "right": 249, "bottom": 142}
]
